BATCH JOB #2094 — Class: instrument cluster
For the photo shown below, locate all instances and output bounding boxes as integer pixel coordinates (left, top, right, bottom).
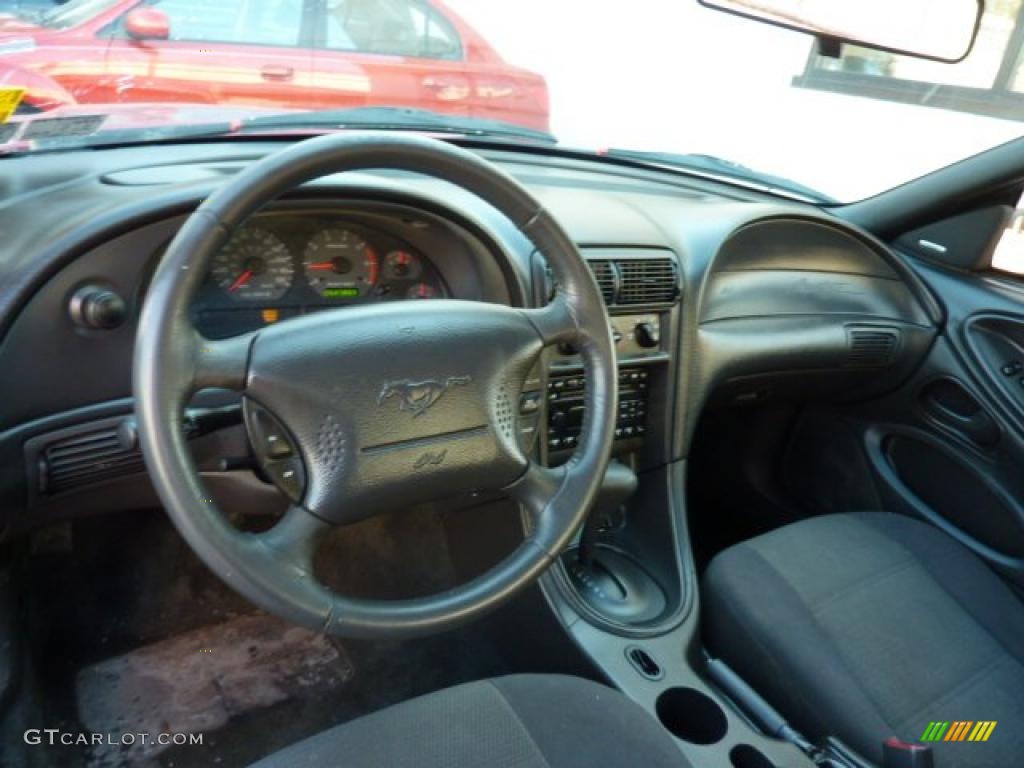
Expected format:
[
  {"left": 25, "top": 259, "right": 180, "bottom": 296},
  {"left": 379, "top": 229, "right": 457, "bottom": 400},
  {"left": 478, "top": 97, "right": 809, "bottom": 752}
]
[{"left": 192, "top": 214, "right": 448, "bottom": 339}]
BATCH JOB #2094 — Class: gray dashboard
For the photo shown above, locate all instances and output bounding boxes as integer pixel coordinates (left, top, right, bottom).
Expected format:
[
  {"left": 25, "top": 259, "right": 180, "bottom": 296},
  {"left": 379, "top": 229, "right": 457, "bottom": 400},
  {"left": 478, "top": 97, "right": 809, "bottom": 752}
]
[{"left": 0, "top": 139, "right": 939, "bottom": 533}]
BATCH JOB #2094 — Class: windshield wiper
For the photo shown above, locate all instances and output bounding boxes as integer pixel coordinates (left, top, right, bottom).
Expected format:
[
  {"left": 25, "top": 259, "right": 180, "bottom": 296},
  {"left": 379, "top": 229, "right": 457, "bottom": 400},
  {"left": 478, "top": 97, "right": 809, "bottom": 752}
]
[
  {"left": 242, "top": 107, "right": 556, "bottom": 144},
  {"left": 603, "top": 148, "right": 832, "bottom": 203},
  {"left": 1, "top": 106, "right": 555, "bottom": 156},
  {"left": 0, "top": 117, "right": 239, "bottom": 155}
]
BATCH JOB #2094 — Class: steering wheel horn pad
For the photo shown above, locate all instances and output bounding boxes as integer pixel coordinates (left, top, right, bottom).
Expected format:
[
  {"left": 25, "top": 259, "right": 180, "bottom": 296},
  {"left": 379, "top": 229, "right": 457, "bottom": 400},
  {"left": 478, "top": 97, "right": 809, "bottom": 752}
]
[
  {"left": 133, "top": 134, "right": 617, "bottom": 638},
  {"left": 245, "top": 300, "right": 541, "bottom": 525}
]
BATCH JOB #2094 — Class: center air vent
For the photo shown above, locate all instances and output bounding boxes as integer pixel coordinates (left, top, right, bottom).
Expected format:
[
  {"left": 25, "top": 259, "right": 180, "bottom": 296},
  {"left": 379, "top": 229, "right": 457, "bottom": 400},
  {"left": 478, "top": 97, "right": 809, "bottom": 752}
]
[
  {"left": 587, "top": 260, "right": 617, "bottom": 304},
  {"left": 617, "top": 258, "right": 678, "bottom": 305},
  {"left": 580, "top": 251, "right": 680, "bottom": 307},
  {"left": 846, "top": 327, "right": 900, "bottom": 367},
  {"left": 38, "top": 423, "right": 143, "bottom": 494}
]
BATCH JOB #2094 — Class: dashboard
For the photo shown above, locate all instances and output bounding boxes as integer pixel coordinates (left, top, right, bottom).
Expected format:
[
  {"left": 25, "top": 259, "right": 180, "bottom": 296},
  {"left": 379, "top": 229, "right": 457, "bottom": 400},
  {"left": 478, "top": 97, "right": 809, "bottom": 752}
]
[
  {"left": 192, "top": 213, "right": 449, "bottom": 339},
  {"left": 0, "top": 138, "right": 939, "bottom": 535}
]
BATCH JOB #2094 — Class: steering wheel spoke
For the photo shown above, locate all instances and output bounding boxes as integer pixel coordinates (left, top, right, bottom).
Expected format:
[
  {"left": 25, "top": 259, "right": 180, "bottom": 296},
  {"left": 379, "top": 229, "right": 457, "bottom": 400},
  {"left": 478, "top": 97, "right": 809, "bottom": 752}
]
[
  {"left": 507, "top": 461, "right": 584, "bottom": 556},
  {"left": 192, "top": 330, "right": 256, "bottom": 392},
  {"left": 523, "top": 292, "right": 582, "bottom": 348},
  {"left": 249, "top": 504, "right": 331, "bottom": 575}
]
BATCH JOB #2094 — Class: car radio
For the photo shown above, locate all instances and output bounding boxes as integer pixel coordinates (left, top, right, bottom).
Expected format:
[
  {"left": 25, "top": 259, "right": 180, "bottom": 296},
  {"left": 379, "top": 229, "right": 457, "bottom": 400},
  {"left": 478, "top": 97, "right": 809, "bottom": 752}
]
[{"left": 546, "top": 367, "right": 649, "bottom": 453}]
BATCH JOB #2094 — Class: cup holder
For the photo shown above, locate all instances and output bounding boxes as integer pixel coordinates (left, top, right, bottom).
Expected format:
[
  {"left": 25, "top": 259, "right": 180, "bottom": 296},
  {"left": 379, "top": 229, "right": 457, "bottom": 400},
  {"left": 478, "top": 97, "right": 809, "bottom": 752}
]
[
  {"left": 655, "top": 687, "right": 728, "bottom": 745},
  {"left": 730, "top": 744, "right": 776, "bottom": 768}
]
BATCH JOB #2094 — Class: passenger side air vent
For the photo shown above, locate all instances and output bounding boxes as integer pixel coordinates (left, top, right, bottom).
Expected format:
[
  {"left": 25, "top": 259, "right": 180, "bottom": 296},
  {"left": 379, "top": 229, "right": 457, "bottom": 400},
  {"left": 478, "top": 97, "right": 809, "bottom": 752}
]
[
  {"left": 846, "top": 327, "right": 900, "bottom": 368},
  {"left": 38, "top": 423, "right": 143, "bottom": 494},
  {"left": 617, "top": 258, "right": 679, "bottom": 305},
  {"left": 587, "top": 260, "right": 617, "bottom": 304}
]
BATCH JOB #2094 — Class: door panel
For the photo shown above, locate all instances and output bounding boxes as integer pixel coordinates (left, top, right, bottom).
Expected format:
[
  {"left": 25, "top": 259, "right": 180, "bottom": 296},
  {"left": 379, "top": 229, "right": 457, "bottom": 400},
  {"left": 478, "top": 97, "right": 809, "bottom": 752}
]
[
  {"left": 872, "top": 263, "right": 1024, "bottom": 575},
  {"left": 783, "top": 259, "right": 1024, "bottom": 584},
  {"left": 964, "top": 314, "right": 1024, "bottom": 421},
  {"left": 917, "top": 376, "right": 1002, "bottom": 449},
  {"left": 864, "top": 423, "right": 1024, "bottom": 563}
]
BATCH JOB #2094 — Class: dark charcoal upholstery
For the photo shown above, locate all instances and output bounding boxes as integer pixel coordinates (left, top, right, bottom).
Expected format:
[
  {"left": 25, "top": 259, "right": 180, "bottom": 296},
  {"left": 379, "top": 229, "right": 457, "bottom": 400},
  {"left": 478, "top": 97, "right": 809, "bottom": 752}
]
[
  {"left": 704, "top": 512, "right": 1024, "bottom": 767},
  {"left": 250, "top": 674, "right": 689, "bottom": 768}
]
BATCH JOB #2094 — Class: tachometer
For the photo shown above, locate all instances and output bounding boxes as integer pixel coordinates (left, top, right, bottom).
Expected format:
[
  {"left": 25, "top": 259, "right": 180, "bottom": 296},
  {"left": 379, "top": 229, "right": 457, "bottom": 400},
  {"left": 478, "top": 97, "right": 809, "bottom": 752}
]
[
  {"left": 211, "top": 228, "right": 295, "bottom": 301},
  {"left": 303, "top": 228, "right": 379, "bottom": 299}
]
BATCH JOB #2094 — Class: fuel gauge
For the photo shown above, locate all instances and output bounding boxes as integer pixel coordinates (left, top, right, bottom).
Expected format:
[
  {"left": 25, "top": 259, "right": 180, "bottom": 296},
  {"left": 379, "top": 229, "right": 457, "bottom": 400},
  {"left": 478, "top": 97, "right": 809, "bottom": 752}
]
[{"left": 385, "top": 250, "right": 422, "bottom": 281}]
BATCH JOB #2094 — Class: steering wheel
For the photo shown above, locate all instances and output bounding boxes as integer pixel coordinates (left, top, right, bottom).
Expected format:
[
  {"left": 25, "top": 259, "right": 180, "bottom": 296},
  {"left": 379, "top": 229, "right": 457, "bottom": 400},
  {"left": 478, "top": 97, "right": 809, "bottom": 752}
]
[{"left": 134, "top": 134, "right": 617, "bottom": 638}]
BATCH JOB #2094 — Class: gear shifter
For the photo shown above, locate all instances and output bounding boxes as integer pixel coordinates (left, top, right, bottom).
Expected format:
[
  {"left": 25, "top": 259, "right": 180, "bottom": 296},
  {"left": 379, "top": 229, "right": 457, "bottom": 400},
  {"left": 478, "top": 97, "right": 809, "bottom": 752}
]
[
  {"left": 577, "top": 461, "right": 637, "bottom": 566},
  {"left": 567, "top": 461, "right": 667, "bottom": 624}
]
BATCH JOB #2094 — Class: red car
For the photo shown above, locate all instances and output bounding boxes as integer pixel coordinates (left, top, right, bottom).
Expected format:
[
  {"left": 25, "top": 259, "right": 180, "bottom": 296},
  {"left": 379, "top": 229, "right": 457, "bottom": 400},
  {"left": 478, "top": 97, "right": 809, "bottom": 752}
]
[{"left": 0, "top": 0, "right": 549, "bottom": 130}]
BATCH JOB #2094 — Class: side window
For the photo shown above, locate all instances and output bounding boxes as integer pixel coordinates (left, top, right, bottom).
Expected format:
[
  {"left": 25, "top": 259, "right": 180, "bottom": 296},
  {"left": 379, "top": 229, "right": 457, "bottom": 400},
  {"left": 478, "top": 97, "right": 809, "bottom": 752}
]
[
  {"left": 324, "top": 0, "right": 461, "bottom": 59},
  {"left": 111, "top": 0, "right": 304, "bottom": 46},
  {"left": 993, "top": 194, "right": 1024, "bottom": 276},
  {"left": 155, "top": 0, "right": 242, "bottom": 42},
  {"left": 411, "top": 3, "right": 460, "bottom": 59},
  {"left": 233, "top": 0, "right": 305, "bottom": 46}
]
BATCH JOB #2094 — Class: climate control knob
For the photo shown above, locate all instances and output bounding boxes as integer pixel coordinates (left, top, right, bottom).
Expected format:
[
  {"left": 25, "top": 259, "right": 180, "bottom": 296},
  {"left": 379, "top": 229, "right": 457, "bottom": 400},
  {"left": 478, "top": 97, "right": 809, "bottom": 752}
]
[{"left": 634, "top": 322, "right": 660, "bottom": 349}]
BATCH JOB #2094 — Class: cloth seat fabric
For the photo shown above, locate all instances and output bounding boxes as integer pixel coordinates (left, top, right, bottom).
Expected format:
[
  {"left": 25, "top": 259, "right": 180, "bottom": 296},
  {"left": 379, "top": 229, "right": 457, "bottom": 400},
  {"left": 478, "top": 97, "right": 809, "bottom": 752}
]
[
  {"left": 703, "top": 512, "right": 1024, "bottom": 767},
  {"left": 251, "top": 673, "right": 689, "bottom": 768}
]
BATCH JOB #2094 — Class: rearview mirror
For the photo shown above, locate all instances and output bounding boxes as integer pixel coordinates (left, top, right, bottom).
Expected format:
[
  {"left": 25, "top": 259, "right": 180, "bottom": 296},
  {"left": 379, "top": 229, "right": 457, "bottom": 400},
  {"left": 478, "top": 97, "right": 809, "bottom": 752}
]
[
  {"left": 124, "top": 8, "right": 171, "bottom": 41},
  {"left": 698, "top": 0, "right": 983, "bottom": 62}
]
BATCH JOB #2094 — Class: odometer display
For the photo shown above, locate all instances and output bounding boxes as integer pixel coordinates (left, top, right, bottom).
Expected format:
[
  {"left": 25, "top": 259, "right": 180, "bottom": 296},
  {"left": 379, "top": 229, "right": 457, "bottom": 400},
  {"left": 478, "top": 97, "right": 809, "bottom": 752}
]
[
  {"left": 323, "top": 287, "right": 361, "bottom": 299},
  {"left": 210, "top": 228, "right": 294, "bottom": 302}
]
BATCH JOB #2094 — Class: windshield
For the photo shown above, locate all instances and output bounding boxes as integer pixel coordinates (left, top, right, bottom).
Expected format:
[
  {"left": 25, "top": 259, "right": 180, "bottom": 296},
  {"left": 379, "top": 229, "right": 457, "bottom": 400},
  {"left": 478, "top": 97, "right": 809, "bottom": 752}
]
[
  {"left": 0, "top": 0, "right": 1023, "bottom": 201},
  {"left": 37, "top": 0, "right": 122, "bottom": 28}
]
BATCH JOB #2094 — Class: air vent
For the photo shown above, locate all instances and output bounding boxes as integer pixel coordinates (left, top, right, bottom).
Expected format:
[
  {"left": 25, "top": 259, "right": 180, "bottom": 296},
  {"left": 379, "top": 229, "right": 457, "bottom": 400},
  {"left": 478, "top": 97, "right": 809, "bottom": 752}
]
[
  {"left": 617, "top": 258, "right": 679, "bottom": 305},
  {"left": 846, "top": 327, "right": 900, "bottom": 368},
  {"left": 587, "top": 259, "right": 617, "bottom": 304},
  {"left": 38, "top": 424, "right": 143, "bottom": 494}
]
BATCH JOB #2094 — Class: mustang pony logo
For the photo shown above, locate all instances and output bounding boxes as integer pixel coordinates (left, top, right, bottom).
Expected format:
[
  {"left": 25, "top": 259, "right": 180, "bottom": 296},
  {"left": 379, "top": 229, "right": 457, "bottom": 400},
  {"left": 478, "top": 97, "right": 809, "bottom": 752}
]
[{"left": 377, "top": 376, "right": 471, "bottom": 417}]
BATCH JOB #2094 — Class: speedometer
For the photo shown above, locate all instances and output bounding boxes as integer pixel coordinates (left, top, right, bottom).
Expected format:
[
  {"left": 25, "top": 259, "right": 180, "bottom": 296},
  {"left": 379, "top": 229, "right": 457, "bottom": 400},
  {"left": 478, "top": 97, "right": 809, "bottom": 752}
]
[
  {"left": 303, "top": 228, "right": 379, "bottom": 299},
  {"left": 210, "top": 228, "right": 294, "bottom": 302}
]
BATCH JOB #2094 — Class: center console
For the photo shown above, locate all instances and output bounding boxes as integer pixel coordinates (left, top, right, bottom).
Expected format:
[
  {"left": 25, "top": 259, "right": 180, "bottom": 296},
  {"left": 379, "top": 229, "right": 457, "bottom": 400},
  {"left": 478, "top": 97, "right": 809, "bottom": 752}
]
[
  {"left": 529, "top": 250, "right": 816, "bottom": 768},
  {"left": 534, "top": 251, "right": 683, "bottom": 631}
]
